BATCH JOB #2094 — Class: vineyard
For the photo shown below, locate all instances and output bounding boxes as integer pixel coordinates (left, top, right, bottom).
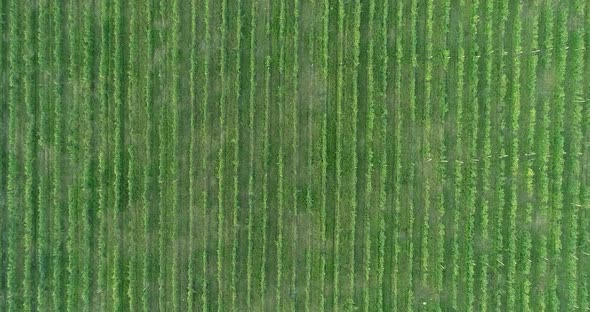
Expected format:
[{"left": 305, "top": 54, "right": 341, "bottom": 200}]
[{"left": 0, "top": 0, "right": 588, "bottom": 311}]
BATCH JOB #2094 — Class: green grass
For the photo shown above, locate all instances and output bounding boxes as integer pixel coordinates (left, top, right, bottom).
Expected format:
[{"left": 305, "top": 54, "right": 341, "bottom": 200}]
[{"left": 1, "top": 0, "right": 588, "bottom": 311}]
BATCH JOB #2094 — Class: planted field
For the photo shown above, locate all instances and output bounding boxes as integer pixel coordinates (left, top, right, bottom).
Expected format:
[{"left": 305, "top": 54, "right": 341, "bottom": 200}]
[{"left": 0, "top": 0, "right": 588, "bottom": 311}]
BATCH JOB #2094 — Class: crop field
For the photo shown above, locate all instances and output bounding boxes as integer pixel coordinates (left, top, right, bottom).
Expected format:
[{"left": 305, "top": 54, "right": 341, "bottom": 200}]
[{"left": 0, "top": 0, "right": 589, "bottom": 311}]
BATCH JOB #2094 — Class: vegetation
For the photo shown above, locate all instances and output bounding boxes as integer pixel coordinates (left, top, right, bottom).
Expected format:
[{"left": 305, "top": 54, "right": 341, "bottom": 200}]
[{"left": 1, "top": 0, "right": 588, "bottom": 311}]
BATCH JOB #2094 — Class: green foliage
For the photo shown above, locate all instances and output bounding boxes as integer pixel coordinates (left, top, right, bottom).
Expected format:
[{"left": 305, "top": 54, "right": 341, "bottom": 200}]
[
  {"left": 547, "top": 2, "right": 567, "bottom": 310},
  {"left": 517, "top": 2, "right": 538, "bottom": 312},
  {"left": 504, "top": 0, "right": 521, "bottom": 309},
  {"left": 532, "top": 2, "right": 553, "bottom": 310},
  {"left": 245, "top": 1, "right": 257, "bottom": 309},
  {"left": 23, "top": 2, "right": 37, "bottom": 310},
  {"left": 1, "top": 1, "right": 587, "bottom": 311},
  {"left": 36, "top": 0, "right": 53, "bottom": 309}
]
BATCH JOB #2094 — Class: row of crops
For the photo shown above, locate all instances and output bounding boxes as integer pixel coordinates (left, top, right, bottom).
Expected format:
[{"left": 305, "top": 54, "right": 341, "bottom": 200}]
[{"left": 0, "top": 0, "right": 588, "bottom": 311}]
